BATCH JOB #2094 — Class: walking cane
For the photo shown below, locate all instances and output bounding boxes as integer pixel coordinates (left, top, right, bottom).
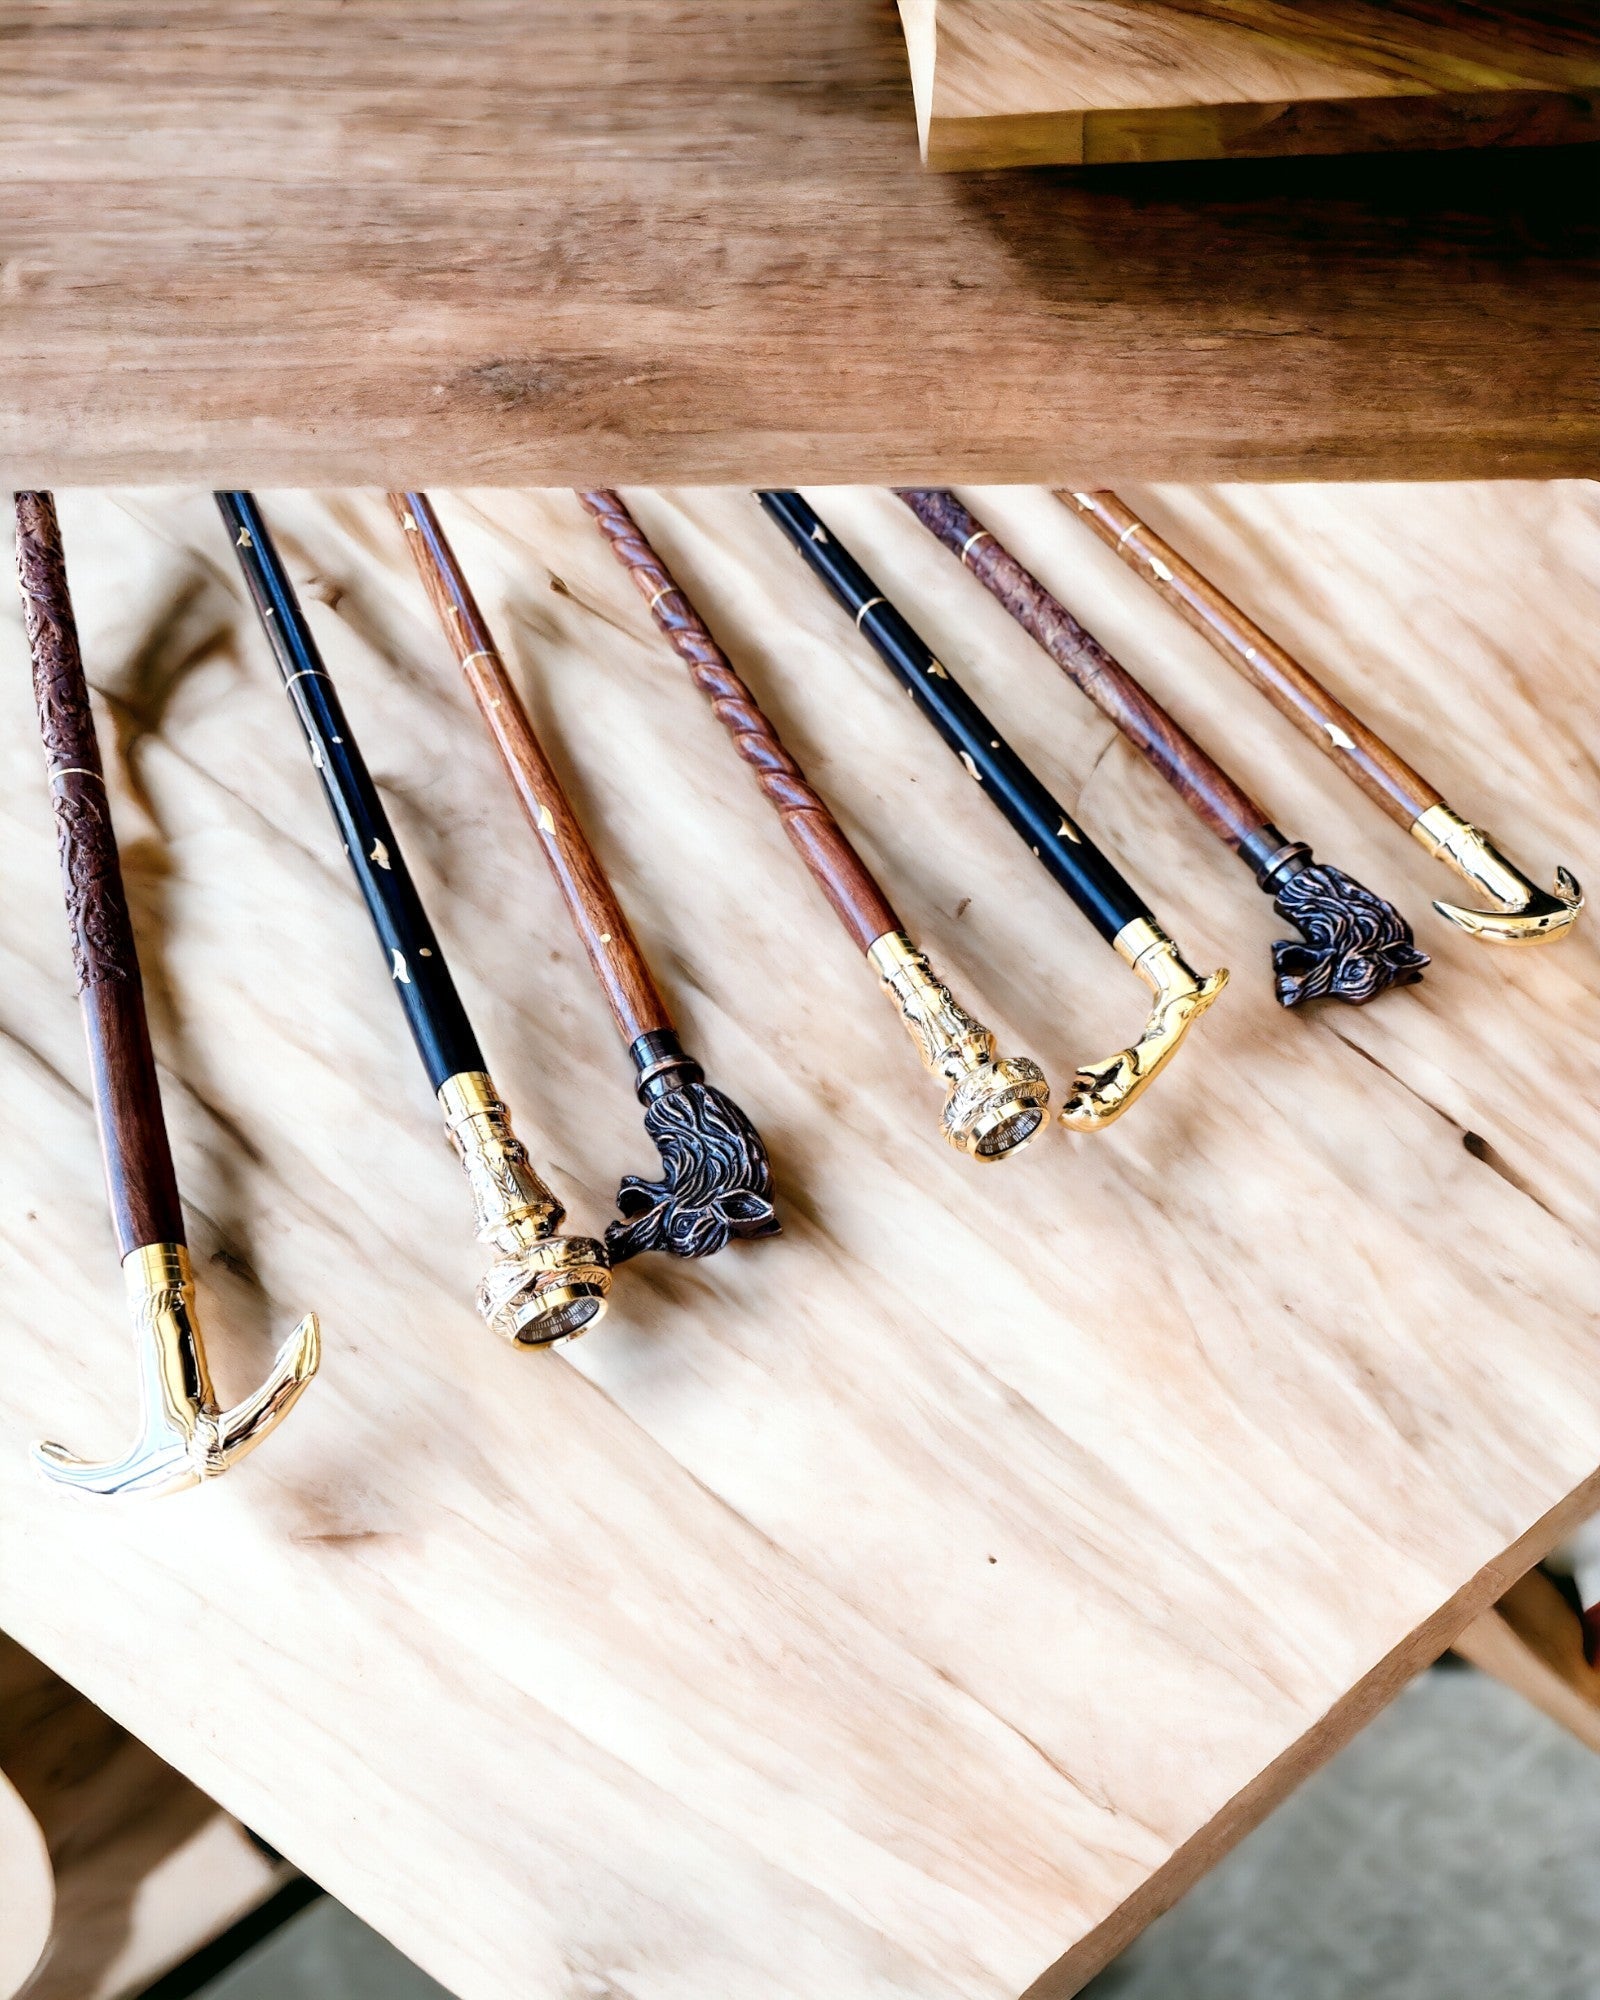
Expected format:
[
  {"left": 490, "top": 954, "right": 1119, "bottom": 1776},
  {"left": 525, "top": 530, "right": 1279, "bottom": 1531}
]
[
  {"left": 1061, "top": 491, "right": 1583, "bottom": 947},
  {"left": 388, "top": 492, "right": 778, "bottom": 1262},
  {"left": 15, "top": 493, "right": 320, "bottom": 1496},
  {"left": 218, "top": 493, "right": 610, "bottom": 1344},
  {"left": 899, "top": 490, "right": 1429, "bottom": 1007},
  {"left": 578, "top": 489, "right": 1050, "bottom": 1162},
  {"left": 757, "top": 491, "right": 1227, "bottom": 1133}
]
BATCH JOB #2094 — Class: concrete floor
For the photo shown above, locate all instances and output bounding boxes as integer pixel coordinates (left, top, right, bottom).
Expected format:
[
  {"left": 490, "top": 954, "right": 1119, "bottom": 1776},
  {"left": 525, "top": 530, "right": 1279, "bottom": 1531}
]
[{"left": 198, "top": 1666, "right": 1600, "bottom": 2000}]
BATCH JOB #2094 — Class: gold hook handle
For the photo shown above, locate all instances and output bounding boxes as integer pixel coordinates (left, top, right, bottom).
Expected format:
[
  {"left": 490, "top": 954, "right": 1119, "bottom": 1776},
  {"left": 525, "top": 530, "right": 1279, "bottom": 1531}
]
[
  {"left": 33, "top": 1245, "right": 320, "bottom": 1499},
  {"left": 1060, "top": 921, "right": 1227, "bottom": 1132},
  {"left": 1412, "top": 806, "right": 1583, "bottom": 946}
]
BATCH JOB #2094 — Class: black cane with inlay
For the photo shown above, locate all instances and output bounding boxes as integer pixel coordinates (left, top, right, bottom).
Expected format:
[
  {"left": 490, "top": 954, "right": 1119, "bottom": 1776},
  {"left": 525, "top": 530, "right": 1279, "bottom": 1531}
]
[
  {"left": 759, "top": 489, "right": 1227, "bottom": 1132},
  {"left": 220, "top": 490, "right": 611, "bottom": 1346},
  {"left": 899, "top": 489, "right": 1428, "bottom": 1007}
]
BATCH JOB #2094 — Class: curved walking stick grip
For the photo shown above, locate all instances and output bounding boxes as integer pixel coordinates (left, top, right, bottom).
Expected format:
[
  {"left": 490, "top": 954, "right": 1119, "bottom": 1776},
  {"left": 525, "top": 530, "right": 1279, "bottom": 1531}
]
[
  {"left": 34, "top": 1246, "right": 320, "bottom": 1499},
  {"left": 1412, "top": 807, "right": 1583, "bottom": 945},
  {"left": 1061, "top": 923, "right": 1227, "bottom": 1132}
]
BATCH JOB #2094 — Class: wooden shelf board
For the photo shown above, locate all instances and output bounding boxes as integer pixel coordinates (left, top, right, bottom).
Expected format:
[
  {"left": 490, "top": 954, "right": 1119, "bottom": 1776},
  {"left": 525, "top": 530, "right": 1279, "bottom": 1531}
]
[
  {"left": 0, "top": 1635, "right": 290, "bottom": 2000},
  {"left": 899, "top": 0, "right": 1600, "bottom": 170},
  {"left": 2, "top": 3, "right": 1600, "bottom": 485}
]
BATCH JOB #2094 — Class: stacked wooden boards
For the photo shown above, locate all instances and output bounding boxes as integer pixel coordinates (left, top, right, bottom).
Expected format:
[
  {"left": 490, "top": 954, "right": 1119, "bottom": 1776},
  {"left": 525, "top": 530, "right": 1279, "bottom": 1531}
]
[
  {"left": 898, "top": 0, "right": 1600, "bottom": 168},
  {"left": 0, "top": 1635, "right": 290, "bottom": 2000},
  {"left": 3, "top": 1, "right": 1600, "bottom": 486},
  {"left": 0, "top": 481, "right": 1595, "bottom": 1999}
]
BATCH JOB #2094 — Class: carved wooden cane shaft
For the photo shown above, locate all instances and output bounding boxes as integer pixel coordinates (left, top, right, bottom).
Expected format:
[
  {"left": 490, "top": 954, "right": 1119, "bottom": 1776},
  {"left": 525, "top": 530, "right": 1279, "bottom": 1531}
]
[
  {"left": 579, "top": 488, "right": 1049, "bottom": 1163},
  {"left": 577, "top": 492, "right": 899, "bottom": 949},
  {"left": 14, "top": 493, "right": 319, "bottom": 1497},
  {"left": 899, "top": 490, "right": 1428, "bottom": 1008},
  {"left": 1062, "top": 490, "right": 1582, "bottom": 946},
  {"left": 390, "top": 491, "right": 777, "bottom": 1263},
  {"left": 758, "top": 489, "right": 1227, "bottom": 1132},
  {"left": 219, "top": 491, "right": 610, "bottom": 1344},
  {"left": 15, "top": 492, "right": 183, "bottom": 1256}
]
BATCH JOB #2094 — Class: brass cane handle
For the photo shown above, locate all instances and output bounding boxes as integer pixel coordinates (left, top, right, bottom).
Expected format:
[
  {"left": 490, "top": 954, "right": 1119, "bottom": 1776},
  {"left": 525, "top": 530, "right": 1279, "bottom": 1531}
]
[
  {"left": 867, "top": 932, "right": 1049, "bottom": 1160},
  {"left": 438, "top": 1071, "right": 611, "bottom": 1345},
  {"left": 1059, "top": 921, "right": 1227, "bottom": 1132},
  {"left": 33, "top": 1244, "right": 320, "bottom": 1499},
  {"left": 1411, "top": 805, "right": 1582, "bottom": 946}
]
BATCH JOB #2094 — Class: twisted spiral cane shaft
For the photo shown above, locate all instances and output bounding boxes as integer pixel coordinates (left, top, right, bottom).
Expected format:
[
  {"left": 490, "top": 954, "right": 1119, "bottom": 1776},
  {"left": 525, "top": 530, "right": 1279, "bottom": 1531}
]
[{"left": 578, "top": 490, "right": 898, "bottom": 951}]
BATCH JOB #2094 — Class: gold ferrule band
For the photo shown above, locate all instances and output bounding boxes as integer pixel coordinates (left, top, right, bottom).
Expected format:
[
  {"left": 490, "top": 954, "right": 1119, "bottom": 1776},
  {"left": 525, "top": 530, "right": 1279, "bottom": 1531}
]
[
  {"left": 123, "top": 1241, "right": 192, "bottom": 1299},
  {"left": 438, "top": 1068, "right": 499, "bottom": 1127},
  {"left": 865, "top": 928, "right": 916, "bottom": 981},
  {"left": 1410, "top": 803, "right": 1532, "bottom": 905},
  {"left": 1112, "top": 916, "right": 1168, "bottom": 972}
]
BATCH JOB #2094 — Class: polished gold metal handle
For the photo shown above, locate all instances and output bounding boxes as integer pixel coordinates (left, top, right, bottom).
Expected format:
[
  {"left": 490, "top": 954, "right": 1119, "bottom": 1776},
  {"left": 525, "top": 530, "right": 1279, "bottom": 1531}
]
[
  {"left": 439, "top": 1071, "right": 612, "bottom": 1344},
  {"left": 868, "top": 931, "right": 1050, "bottom": 1160},
  {"left": 1411, "top": 805, "right": 1582, "bottom": 946},
  {"left": 1059, "top": 920, "right": 1227, "bottom": 1132},
  {"left": 33, "top": 1244, "right": 320, "bottom": 1499}
]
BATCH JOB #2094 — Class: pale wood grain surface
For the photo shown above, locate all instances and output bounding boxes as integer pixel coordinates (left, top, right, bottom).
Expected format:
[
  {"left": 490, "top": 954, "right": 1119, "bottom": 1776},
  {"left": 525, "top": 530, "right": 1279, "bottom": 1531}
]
[
  {"left": 3, "top": 3, "right": 1600, "bottom": 487},
  {"left": 0, "top": 483, "right": 1595, "bottom": 2000},
  {"left": 901, "top": 0, "right": 1600, "bottom": 168},
  {"left": 0, "top": 1769, "right": 51, "bottom": 2000},
  {"left": 0, "top": 1634, "right": 288, "bottom": 2000}
]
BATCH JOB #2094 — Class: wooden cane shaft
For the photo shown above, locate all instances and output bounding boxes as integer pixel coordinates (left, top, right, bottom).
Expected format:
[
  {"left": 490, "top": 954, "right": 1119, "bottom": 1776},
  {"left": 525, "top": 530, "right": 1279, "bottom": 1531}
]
[
  {"left": 1062, "top": 490, "right": 1443, "bottom": 830},
  {"left": 392, "top": 493, "right": 673, "bottom": 1048},
  {"left": 578, "top": 489, "right": 900, "bottom": 953},
  {"left": 901, "top": 490, "right": 1271, "bottom": 856},
  {"left": 14, "top": 492, "right": 184, "bottom": 1256}
]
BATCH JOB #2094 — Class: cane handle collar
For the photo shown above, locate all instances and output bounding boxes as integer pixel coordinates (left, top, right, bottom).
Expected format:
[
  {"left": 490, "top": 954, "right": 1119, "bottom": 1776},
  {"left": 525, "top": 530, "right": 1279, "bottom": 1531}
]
[
  {"left": 439, "top": 1070, "right": 611, "bottom": 1344},
  {"left": 33, "top": 1244, "right": 320, "bottom": 1499},
  {"left": 1412, "top": 805, "right": 1583, "bottom": 945},
  {"left": 868, "top": 932, "right": 1049, "bottom": 1161},
  {"left": 1060, "top": 921, "right": 1227, "bottom": 1132}
]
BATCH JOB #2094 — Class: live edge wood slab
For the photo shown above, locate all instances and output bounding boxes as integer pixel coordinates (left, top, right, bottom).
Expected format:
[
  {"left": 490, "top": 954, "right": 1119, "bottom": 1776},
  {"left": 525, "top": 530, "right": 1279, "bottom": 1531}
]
[
  {"left": 3, "top": 1, "right": 1600, "bottom": 488},
  {"left": 899, "top": 0, "right": 1600, "bottom": 171},
  {"left": 0, "top": 483, "right": 1595, "bottom": 2000}
]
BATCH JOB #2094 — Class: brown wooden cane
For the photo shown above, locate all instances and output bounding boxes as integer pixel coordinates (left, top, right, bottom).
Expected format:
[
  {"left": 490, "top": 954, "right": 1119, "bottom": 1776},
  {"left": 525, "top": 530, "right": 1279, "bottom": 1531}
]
[
  {"left": 390, "top": 491, "right": 673, "bottom": 1048},
  {"left": 15, "top": 491, "right": 185, "bottom": 1256},
  {"left": 899, "top": 488, "right": 1428, "bottom": 1007},
  {"left": 578, "top": 488, "right": 1051, "bottom": 1163},
  {"left": 576, "top": 490, "right": 899, "bottom": 951},
  {"left": 15, "top": 491, "right": 321, "bottom": 1498},
  {"left": 391, "top": 490, "right": 778, "bottom": 1261},
  {"left": 1061, "top": 490, "right": 1443, "bottom": 829},
  {"left": 902, "top": 490, "right": 1273, "bottom": 854}
]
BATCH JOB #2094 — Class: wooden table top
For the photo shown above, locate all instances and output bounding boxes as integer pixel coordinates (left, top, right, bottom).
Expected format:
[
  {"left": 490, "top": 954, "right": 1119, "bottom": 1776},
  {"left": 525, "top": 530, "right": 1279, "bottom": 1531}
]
[
  {"left": 0, "top": 482, "right": 1595, "bottom": 2000},
  {"left": 3, "top": 1, "right": 1599, "bottom": 487}
]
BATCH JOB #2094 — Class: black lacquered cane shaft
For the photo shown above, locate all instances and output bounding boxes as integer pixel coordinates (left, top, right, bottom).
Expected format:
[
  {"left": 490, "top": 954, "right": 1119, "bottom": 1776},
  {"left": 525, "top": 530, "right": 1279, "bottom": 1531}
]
[
  {"left": 758, "top": 491, "right": 1154, "bottom": 946},
  {"left": 218, "top": 492, "right": 484, "bottom": 1091}
]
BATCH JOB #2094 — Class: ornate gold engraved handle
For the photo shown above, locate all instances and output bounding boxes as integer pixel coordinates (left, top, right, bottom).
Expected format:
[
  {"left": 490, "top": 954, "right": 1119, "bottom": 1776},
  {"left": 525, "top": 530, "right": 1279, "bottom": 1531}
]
[
  {"left": 439, "top": 1072, "right": 611, "bottom": 1344},
  {"left": 867, "top": 932, "right": 1050, "bottom": 1160}
]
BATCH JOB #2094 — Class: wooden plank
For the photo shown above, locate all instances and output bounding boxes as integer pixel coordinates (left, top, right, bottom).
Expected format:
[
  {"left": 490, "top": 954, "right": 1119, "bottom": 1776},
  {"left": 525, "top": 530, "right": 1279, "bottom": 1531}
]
[
  {"left": 1455, "top": 1570, "right": 1600, "bottom": 1757},
  {"left": 0, "top": 481, "right": 1596, "bottom": 2000},
  {"left": 899, "top": 0, "right": 1600, "bottom": 170},
  {"left": 0, "top": 1636, "right": 290, "bottom": 2000},
  {"left": 0, "top": 1767, "right": 51, "bottom": 2000},
  {"left": 2, "top": 3, "right": 1599, "bottom": 487}
]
